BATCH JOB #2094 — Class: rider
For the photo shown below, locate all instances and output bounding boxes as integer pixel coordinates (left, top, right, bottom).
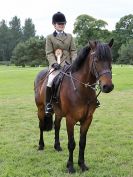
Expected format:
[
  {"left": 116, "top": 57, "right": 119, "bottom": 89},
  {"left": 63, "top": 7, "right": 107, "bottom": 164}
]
[{"left": 45, "top": 12, "right": 77, "bottom": 116}]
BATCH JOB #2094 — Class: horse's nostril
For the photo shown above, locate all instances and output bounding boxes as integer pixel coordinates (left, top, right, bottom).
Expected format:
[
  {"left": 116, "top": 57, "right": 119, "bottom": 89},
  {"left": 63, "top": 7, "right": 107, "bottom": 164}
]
[
  {"left": 102, "top": 84, "right": 114, "bottom": 93},
  {"left": 103, "top": 85, "right": 108, "bottom": 91}
]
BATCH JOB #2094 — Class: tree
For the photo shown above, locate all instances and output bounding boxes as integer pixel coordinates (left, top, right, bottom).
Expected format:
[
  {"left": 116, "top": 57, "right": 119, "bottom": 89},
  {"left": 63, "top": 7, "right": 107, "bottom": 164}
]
[
  {"left": 0, "top": 20, "right": 12, "bottom": 61},
  {"left": 113, "top": 14, "right": 133, "bottom": 63},
  {"left": 11, "top": 37, "right": 47, "bottom": 67},
  {"left": 9, "top": 16, "right": 23, "bottom": 48},
  {"left": 23, "top": 18, "right": 36, "bottom": 41},
  {"left": 118, "top": 39, "right": 133, "bottom": 64},
  {"left": 73, "top": 14, "right": 110, "bottom": 50},
  {"left": 115, "top": 14, "right": 133, "bottom": 41}
]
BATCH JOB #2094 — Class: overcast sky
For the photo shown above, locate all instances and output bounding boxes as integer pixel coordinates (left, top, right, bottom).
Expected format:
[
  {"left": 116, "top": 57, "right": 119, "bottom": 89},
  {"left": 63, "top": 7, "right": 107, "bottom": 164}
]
[{"left": 0, "top": 0, "right": 133, "bottom": 37}]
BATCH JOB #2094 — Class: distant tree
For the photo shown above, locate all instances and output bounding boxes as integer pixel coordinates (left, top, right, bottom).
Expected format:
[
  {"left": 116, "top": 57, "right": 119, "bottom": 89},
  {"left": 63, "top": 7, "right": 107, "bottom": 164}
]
[
  {"left": 113, "top": 14, "right": 133, "bottom": 63},
  {"left": 0, "top": 20, "right": 12, "bottom": 61},
  {"left": 118, "top": 39, "right": 133, "bottom": 65},
  {"left": 73, "top": 14, "right": 111, "bottom": 50},
  {"left": 115, "top": 14, "right": 133, "bottom": 42},
  {"left": 11, "top": 37, "right": 46, "bottom": 67},
  {"left": 9, "top": 16, "right": 23, "bottom": 48},
  {"left": 22, "top": 18, "right": 36, "bottom": 41}
]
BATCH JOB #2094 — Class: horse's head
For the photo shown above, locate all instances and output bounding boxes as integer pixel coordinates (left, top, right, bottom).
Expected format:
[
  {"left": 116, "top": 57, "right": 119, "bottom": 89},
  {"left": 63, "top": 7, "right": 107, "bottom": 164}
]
[{"left": 89, "top": 39, "right": 114, "bottom": 93}]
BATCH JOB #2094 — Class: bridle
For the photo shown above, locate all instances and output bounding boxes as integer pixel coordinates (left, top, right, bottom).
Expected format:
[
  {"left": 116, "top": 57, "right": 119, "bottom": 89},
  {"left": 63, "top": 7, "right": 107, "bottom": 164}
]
[
  {"left": 60, "top": 49, "right": 112, "bottom": 106},
  {"left": 90, "top": 51, "right": 112, "bottom": 80},
  {"left": 61, "top": 50, "right": 112, "bottom": 90}
]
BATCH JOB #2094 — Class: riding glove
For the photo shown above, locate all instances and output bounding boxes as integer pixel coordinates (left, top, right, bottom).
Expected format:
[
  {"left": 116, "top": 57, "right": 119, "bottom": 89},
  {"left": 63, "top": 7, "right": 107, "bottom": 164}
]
[{"left": 52, "top": 63, "right": 60, "bottom": 70}]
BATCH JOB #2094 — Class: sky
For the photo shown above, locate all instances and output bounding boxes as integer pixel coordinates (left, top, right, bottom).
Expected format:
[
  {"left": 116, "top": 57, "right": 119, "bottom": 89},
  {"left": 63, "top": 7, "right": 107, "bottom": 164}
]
[{"left": 0, "top": 0, "right": 133, "bottom": 37}]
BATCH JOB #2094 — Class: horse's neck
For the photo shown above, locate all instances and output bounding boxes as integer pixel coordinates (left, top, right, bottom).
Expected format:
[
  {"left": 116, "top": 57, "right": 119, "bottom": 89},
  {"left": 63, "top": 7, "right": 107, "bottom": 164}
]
[{"left": 76, "top": 58, "right": 96, "bottom": 84}]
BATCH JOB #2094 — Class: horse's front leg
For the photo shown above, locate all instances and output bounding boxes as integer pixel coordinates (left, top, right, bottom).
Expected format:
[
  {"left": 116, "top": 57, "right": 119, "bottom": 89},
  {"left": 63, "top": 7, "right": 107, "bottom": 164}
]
[
  {"left": 66, "top": 118, "right": 76, "bottom": 173},
  {"left": 54, "top": 115, "right": 62, "bottom": 151},
  {"left": 38, "top": 120, "right": 44, "bottom": 150},
  {"left": 78, "top": 115, "right": 93, "bottom": 171}
]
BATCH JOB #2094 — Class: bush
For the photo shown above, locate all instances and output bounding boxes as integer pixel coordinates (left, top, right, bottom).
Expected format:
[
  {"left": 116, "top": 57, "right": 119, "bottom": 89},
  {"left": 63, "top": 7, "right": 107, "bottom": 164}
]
[
  {"left": 11, "top": 37, "right": 47, "bottom": 66},
  {"left": 118, "top": 39, "right": 133, "bottom": 65}
]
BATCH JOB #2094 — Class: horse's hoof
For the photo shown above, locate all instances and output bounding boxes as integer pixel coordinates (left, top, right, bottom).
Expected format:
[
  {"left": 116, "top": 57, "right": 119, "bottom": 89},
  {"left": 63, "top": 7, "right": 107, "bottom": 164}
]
[
  {"left": 67, "top": 162, "right": 76, "bottom": 173},
  {"left": 38, "top": 145, "right": 44, "bottom": 150},
  {"left": 79, "top": 163, "right": 89, "bottom": 172},
  {"left": 67, "top": 166, "right": 76, "bottom": 173},
  {"left": 54, "top": 144, "right": 62, "bottom": 151}
]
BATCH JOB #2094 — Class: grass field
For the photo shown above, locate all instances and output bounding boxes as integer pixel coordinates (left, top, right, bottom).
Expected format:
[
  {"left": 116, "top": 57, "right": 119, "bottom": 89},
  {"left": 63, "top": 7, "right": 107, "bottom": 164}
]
[{"left": 0, "top": 65, "right": 133, "bottom": 177}]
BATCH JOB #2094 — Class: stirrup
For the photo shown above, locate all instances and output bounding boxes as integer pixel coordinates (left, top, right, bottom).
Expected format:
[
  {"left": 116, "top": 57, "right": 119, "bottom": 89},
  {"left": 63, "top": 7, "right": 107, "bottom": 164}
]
[
  {"left": 45, "top": 103, "right": 53, "bottom": 115},
  {"left": 96, "top": 99, "right": 100, "bottom": 108}
]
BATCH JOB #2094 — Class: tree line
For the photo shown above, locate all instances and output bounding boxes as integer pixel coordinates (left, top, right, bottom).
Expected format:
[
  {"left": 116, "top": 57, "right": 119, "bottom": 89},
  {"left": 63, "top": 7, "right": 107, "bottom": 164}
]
[{"left": 0, "top": 14, "right": 133, "bottom": 66}]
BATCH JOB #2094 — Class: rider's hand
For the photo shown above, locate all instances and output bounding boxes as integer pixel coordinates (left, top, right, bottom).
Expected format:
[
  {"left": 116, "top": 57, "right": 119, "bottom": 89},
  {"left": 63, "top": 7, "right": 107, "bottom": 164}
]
[{"left": 52, "top": 63, "right": 61, "bottom": 70}]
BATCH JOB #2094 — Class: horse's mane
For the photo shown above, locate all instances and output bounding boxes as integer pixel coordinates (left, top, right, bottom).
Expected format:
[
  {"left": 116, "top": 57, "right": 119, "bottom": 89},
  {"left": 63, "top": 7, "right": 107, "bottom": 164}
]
[
  {"left": 71, "top": 41, "right": 112, "bottom": 73},
  {"left": 71, "top": 45, "right": 91, "bottom": 73},
  {"left": 96, "top": 43, "right": 112, "bottom": 61}
]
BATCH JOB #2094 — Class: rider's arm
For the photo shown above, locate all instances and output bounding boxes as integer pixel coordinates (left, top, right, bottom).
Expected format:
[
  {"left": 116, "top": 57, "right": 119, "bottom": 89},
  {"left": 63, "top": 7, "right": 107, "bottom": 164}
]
[
  {"left": 69, "top": 34, "right": 77, "bottom": 63},
  {"left": 46, "top": 35, "right": 57, "bottom": 67}
]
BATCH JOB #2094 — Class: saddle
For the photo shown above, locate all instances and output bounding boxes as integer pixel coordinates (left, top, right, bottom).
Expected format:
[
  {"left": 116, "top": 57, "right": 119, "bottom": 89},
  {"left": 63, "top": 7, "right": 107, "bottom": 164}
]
[{"left": 51, "top": 62, "right": 71, "bottom": 103}]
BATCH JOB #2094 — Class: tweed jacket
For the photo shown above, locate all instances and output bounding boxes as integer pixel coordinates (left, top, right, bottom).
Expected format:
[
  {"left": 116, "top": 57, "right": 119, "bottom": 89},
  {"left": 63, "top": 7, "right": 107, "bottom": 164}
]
[{"left": 46, "top": 31, "right": 77, "bottom": 68}]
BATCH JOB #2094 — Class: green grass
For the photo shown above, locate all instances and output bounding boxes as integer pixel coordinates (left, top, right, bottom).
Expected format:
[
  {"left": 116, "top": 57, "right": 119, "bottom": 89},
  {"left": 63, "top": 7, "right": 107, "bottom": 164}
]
[{"left": 0, "top": 65, "right": 133, "bottom": 177}]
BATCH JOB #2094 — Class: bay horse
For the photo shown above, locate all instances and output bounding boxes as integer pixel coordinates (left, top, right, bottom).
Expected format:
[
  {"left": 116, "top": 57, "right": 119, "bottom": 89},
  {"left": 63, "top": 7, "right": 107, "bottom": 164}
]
[{"left": 34, "top": 39, "right": 114, "bottom": 173}]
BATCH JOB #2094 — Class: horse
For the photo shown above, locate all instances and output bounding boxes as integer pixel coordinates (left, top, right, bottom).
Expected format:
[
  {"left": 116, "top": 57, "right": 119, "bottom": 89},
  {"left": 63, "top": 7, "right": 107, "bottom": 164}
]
[{"left": 34, "top": 39, "right": 114, "bottom": 173}]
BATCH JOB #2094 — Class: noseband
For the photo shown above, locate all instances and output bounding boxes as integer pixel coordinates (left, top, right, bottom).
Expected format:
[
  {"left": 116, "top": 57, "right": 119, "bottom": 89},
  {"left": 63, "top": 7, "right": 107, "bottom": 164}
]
[{"left": 91, "top": 52, "right": 112, "bottom": 80}]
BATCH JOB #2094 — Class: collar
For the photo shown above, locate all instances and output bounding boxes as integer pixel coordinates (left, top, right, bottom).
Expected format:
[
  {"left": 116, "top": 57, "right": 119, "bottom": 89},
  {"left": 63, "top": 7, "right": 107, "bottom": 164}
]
[
  {"left": 56, "top": 30, "right": 64, "bottom": 34},
  {"left": 53, "top": 31, "right": 67, "bottom": 37}
]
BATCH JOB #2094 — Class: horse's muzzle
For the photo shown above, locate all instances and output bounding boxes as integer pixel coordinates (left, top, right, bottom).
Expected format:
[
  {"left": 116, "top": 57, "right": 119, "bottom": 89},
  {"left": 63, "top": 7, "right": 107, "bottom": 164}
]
[{"left": 100, "top": 83, "right": 114, "bottom": 93}]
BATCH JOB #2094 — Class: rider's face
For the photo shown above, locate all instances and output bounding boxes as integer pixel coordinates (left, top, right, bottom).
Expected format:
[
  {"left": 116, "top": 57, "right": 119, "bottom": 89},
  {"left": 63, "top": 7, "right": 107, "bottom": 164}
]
[{"left": 54, "top": 23, "right": 66, "bottom": 32}]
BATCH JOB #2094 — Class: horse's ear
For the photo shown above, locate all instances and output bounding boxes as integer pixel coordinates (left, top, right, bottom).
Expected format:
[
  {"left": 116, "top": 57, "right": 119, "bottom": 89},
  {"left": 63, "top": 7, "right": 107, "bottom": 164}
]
[
  {"left": 108, "top": 38, "right": 114, "bottom": 48},
  {"left": 89, "top": 41, "right": 96, "bottom": 50}
]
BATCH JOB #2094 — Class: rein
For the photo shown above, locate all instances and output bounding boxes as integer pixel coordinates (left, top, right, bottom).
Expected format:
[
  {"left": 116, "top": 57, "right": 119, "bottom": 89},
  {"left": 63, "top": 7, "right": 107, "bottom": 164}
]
[
  {"left": 61, "top": 71, "right": 98, "bottom": 91},
  {"left": 61, "top": 70, "right": 102, "bottom": 110}
]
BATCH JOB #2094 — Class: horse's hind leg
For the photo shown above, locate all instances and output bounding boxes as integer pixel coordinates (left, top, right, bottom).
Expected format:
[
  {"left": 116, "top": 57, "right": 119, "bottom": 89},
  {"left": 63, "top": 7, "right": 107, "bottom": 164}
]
[{"left": 54, "top": 115, "right": 62, "bottom": 151}]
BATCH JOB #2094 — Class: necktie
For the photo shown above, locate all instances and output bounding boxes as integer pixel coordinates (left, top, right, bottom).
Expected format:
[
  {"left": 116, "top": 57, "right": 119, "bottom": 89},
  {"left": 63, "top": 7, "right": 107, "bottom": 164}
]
[{"left": 58, "top": 32, "right": 63, "bottom": 37}]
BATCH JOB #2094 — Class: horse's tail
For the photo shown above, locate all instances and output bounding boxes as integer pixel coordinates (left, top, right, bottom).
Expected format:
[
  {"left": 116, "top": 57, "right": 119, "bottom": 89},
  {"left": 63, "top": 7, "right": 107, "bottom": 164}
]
[{"left": 43, "top": 114, "right": 53, "bottom": 131}]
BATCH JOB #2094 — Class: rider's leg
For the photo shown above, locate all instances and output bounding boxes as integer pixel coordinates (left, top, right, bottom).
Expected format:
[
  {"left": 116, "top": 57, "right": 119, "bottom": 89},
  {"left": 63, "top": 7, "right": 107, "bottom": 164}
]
[
  {"left": 45, "top": 86, "right": 53, "bottom": 115},
  {"left": 45, "top": 69, "right": 59, "bottom": 115}
]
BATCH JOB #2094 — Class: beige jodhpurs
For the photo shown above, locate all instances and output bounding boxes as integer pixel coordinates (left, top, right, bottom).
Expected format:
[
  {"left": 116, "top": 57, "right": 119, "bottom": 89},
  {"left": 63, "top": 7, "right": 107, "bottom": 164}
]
[{"left": 47, "top": 68, "right": 60, "bottom": 87}]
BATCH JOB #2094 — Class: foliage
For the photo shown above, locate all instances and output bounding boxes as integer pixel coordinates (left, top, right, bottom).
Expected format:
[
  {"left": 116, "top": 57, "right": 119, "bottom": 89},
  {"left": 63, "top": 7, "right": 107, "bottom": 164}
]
[
  {"left": 9, "top": 16, "right": 23, "bottom": 47},
  {"left": 0, "top": 16, "right": 36, "bottom": 62},
  {"left": 0, "top": 65, "right": 133, "bottom": 177},
  {"left": 73, "top": 14, "right": 111, "bottom": 50},
  {"left": 0, "top": 20, "right": 12, "bottom": 61},
  {"left": 115, "top": 14, "right": 133, "bottom": 40},
  {"left": 11, "top": 37, "right": 47, "bottom": 67},
  {"left": 22, "top": 18, "right": 36, "bottom": 41},
  {"left": 118, "top": 39, "right": 133, "bottom": 64},
  {"left": 112, "top": 14, "right": 133, "bottom": 63}
]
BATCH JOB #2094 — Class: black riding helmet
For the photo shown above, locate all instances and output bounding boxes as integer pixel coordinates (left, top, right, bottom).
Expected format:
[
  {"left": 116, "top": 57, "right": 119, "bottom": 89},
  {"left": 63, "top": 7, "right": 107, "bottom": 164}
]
[{"left": 52, "top": 12, "right": 67, "bottom": 24}]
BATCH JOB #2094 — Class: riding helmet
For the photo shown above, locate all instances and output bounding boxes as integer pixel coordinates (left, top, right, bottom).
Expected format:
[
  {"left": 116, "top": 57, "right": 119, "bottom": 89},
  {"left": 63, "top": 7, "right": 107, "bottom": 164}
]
[{"left": 52, "top": 12, "right": 67, "bottom": 24}]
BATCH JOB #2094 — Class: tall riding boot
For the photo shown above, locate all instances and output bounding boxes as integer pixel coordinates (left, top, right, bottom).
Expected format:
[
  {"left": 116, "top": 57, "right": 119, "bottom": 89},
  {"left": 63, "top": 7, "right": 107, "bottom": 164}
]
[{"left": 45, "top": 86, "right": 53, "bottom": 116}]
